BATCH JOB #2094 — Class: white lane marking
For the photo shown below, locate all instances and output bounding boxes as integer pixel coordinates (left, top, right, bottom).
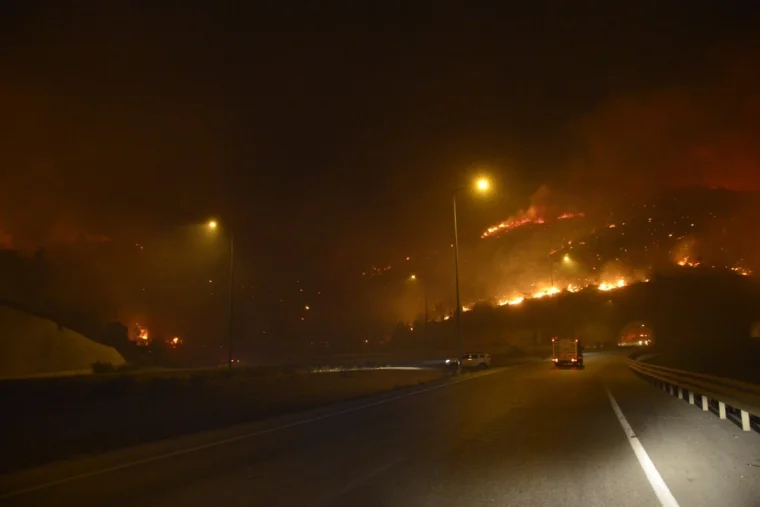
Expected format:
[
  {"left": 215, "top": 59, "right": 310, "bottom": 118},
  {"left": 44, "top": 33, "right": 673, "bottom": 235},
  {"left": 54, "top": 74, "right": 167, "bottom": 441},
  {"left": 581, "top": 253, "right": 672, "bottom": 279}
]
[
  {"left": 605, "top": 387, "right": 680, "bottom": 507},
  {"left": 1, "top": 367, "right": 506, "bottom": 499}
]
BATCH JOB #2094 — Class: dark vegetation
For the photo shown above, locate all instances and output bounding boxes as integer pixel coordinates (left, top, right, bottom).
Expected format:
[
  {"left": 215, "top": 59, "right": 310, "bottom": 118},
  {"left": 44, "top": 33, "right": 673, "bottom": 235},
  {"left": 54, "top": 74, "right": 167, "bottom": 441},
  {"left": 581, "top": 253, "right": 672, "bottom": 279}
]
[{"left": 0, "top": 366, "right": 442, "bottom": 473}]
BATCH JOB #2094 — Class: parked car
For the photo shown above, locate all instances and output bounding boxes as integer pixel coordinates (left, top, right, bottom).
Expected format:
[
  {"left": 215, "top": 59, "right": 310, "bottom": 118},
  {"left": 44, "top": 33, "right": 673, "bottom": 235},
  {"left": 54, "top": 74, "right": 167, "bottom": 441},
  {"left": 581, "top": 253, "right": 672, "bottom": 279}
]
[{"left": 460, "top": 352, "right": 491, "bottom": 369}]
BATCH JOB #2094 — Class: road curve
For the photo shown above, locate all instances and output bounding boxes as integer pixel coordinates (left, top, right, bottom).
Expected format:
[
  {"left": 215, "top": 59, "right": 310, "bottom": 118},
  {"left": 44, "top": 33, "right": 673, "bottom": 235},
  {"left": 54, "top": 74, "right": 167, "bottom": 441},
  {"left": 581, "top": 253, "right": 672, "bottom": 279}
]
[{"left": 2, "top": 351, "right": 760, "bottom": 506}]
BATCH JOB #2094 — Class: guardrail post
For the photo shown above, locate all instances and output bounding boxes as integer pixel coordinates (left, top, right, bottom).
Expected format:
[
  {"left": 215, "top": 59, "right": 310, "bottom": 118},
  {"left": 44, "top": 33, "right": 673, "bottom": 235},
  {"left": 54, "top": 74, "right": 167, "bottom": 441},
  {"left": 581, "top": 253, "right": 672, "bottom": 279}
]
[
  {"left": 741, "top": 410, "right": 751, "bottom": 431},
  {"left": 669, "top": 385, "right": 675, "bottom": 396},
  {"left": 688, "top": 391, "right": 694, "bottom": 405},
  {"left": 718, "top": 401, "right": 727, "bottom": 419},
  {"left": 678, "top": 387, "right": 684, "bottom": 400},
  {"left": 701, "top": 395, "right": 708, "bottom": 411}
]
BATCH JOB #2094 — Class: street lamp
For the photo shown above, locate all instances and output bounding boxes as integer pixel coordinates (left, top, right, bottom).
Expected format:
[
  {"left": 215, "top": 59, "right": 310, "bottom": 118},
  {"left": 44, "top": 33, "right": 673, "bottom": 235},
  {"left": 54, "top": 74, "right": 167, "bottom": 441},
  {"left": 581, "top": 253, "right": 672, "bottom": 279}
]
[
  {"left": 409, "top": 274, "right": 428, "bottom": 340},
  {"left": 452, "top": 177, "right": 490, "bottom": 371},
  {"left": 208, "top": 219, "right": 234, "bottom": 368},
  {"left": 550, "top": 254, "right": 572, "bottom": 288}
]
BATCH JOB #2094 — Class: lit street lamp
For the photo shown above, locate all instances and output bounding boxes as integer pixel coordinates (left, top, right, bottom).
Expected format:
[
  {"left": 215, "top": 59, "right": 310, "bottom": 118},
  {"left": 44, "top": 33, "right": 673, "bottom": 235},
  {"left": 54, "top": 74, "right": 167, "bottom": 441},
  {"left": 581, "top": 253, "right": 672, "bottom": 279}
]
[
  {"left": 452, "top": 177, "right": 490, "bottom": 371},
  {"left": 409, "top": 274, "right": 428, "bottom": 340},
  {"left": 550, "top": 254, "right": 571, "bottom": 289},
  {"left": 208, "top": 219, "right": 234, "bottom": 368}
]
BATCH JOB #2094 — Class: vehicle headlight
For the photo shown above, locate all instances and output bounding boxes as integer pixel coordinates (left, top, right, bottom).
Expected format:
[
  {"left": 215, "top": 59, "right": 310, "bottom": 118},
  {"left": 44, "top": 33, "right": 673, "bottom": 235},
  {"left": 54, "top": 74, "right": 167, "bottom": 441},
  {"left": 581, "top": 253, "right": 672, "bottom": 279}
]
[{"left": 445, "top": 359, "right": 451, "bottom": 364}]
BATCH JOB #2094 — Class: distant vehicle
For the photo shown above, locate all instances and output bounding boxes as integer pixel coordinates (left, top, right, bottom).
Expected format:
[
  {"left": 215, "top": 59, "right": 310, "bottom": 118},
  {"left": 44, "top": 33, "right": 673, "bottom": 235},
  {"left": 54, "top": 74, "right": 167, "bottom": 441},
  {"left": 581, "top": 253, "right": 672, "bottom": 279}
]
[
  {"left": 460, "top": 352, "right": 491, "bottom": 369},
  {"left": 618, "top": 339, "right": 651, "bottom": 347},
  {"left": 552, "top": 338, "right": 584, "bottom": 368}
]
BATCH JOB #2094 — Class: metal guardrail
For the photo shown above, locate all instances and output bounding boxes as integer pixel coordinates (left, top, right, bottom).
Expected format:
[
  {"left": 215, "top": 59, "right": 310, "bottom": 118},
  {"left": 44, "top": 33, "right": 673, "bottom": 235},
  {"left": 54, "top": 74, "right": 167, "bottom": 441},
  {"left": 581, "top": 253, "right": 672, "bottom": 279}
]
[{"left": 628, "top": 358, "right": 760, "bottom": 432}]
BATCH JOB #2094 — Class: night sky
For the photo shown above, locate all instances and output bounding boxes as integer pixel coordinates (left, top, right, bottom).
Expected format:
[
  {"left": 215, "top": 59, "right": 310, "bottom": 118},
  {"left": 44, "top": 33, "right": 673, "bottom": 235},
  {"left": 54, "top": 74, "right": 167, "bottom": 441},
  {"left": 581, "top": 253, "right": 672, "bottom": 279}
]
[{"left": 1, "top": 2, "right": 760, "bottom": 349}]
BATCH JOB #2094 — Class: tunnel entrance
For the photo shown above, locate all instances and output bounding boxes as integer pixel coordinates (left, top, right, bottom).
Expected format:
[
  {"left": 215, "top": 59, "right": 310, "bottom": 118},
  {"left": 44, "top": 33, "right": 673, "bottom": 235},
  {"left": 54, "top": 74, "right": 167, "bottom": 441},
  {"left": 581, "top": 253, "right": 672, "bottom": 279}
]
[{"left": 618, "top": 320, "right": 654, "bottom": 347}]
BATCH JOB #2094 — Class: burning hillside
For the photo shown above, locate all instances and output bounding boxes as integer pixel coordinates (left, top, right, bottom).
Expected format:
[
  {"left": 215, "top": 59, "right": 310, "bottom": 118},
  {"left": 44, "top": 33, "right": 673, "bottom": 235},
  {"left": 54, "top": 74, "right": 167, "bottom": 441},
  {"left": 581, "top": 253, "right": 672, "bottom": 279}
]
[
  {"left": 461, "top": 188, "right": 760, "bottom": 312},
  {"left": 358, "top": 188, "right": 760, "bottom": 325}
]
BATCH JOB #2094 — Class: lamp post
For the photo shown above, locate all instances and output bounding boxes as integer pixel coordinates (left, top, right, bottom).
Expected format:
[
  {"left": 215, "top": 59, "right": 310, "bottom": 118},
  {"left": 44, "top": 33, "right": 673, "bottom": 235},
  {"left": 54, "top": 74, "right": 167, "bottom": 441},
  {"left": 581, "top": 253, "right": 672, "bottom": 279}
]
[
  {"left": 452, "top": 177, "right": 490, "bottom": 372},
  {"left": 550, "top": 254, "right": 571, "bottom": 289},
  {"left": 208, "top": 219, "right": 234, "bottom": 369},
  {"left": 409, "top": 274, "right": 428, "bottom": 340}
]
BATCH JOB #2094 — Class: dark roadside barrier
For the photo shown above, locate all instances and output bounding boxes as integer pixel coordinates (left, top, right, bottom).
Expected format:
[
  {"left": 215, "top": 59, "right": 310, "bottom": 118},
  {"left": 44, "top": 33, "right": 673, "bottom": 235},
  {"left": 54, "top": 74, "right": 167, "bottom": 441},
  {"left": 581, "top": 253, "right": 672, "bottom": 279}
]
[{"left": 628, "top": 356, "right": 760, "bottom": 433}]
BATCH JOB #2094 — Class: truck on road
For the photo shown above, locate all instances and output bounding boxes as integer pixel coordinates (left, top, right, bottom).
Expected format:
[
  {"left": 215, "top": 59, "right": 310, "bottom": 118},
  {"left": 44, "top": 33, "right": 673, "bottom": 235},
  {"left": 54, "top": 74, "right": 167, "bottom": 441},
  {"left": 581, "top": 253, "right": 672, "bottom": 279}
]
[{"left": 552, "top": 337, "right": 584, "bottom": 368}]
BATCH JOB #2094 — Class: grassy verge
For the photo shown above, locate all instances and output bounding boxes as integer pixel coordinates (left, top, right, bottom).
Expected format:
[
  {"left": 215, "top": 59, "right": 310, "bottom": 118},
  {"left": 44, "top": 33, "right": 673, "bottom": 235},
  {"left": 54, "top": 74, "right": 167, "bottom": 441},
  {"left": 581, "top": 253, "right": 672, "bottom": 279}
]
[{"left": 0, "top": 367, "right": 442, "bottom": 473}]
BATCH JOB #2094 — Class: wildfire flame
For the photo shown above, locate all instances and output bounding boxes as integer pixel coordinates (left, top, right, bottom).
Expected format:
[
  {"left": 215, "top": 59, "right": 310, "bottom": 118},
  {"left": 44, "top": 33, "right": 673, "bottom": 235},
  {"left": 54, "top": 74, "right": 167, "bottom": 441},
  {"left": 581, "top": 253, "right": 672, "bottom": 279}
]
[
  {"left": 462, "top": 277, "right": 638, "bottom": 316},
  {"left": 132, "top": 322, "right": 150, "bottom": 346},
  {"left": 599, "top": 279, "right": 627, "bottom": 291},
  {"left": 557, "top": 212, "right": 586, "bottom": 220},
  {"left": 498, "top": 296, "right": 525, "bottom": 306},
  {"left": 482, "top": 216, "right": 544, "bottom": 238},
  {"left": 677, "top": 257, "right": 701, "bottom": 267},
  {"left": 481, "top": 212, "right": 585, "bottom": 238},
  {"left": 731, "top": 266, "right": 751, "bottom": 276},
  {"left": 532, "top": 286, "right": 561, "bottom": 299}
]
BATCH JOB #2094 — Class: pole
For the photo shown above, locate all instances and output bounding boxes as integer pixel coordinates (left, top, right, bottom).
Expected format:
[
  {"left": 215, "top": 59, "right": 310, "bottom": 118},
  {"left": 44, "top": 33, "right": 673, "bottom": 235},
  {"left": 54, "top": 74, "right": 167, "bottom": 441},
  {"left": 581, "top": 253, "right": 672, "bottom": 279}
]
[
  {"left": 453, "top": 193, "right": 462, "bottom": 372},
  {"left": 228, "top": 232, "right": 234, "bottom": 369},
  {"left": 423, "top": 285, "right": 428, "bottom": 341},
  {"left": 550, "top": 260, "right": 555, "bottom": 289}
]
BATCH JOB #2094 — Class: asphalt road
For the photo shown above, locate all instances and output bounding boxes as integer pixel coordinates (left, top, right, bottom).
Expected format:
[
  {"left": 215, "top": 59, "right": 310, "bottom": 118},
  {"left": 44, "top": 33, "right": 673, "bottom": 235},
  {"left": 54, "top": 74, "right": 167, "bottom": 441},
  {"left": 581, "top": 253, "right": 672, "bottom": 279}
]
[{"left": 2, "top": 351, "right": 760, "bottom": 506}]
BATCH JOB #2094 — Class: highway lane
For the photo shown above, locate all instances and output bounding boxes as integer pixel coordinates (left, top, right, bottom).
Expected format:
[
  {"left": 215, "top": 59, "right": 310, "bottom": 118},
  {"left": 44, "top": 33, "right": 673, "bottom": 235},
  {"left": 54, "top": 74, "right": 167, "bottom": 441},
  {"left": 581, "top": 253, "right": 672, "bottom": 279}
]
[{"left": 2, "top": 351, "right": 760, "bottom": 506}]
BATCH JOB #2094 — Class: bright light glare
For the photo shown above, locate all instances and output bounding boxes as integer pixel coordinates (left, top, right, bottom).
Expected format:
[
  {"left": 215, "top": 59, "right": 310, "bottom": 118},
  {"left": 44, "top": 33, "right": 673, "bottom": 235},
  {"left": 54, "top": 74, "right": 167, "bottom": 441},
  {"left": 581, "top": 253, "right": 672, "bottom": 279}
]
[
  {"left": 409, "top": 274, "right": 417, "bottom": 280},
  {"left": 208, "top": 220, "right": 218, "bottom": 229},
  {"left": 563, "top": 254, "right": 571, "bottom": 263},
  {"left": 475, "top": 178, "right": 490, "bottom": 192}
]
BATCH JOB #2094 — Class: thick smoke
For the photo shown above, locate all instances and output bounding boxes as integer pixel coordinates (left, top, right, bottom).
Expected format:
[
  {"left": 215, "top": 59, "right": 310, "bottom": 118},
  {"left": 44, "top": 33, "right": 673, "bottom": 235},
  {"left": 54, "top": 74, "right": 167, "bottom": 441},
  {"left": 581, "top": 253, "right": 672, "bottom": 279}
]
[
  {"left": 467, "top": 51, "right": 760, "bottom": 304},
  {"left": 564, "top": 52, "right": 760, "bottom": 209}
]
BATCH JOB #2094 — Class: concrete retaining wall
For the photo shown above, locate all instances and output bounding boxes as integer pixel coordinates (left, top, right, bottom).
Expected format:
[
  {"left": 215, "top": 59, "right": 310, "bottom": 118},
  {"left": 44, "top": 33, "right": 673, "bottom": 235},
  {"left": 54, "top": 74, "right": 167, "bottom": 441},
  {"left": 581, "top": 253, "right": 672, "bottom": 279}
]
[{"left": 0, "top": 304, "right": 125, "bottom": 378}]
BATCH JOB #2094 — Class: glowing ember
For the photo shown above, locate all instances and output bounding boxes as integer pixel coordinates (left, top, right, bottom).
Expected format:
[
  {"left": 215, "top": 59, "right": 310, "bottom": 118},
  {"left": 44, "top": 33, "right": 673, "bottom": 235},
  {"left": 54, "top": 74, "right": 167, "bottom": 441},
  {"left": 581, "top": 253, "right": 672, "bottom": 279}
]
[
  {"left": 731, "top": 266, "right": 751, "bottom": 276},
  {"left": 462, "top": 305, "right": 472, "bottom": 312}
]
